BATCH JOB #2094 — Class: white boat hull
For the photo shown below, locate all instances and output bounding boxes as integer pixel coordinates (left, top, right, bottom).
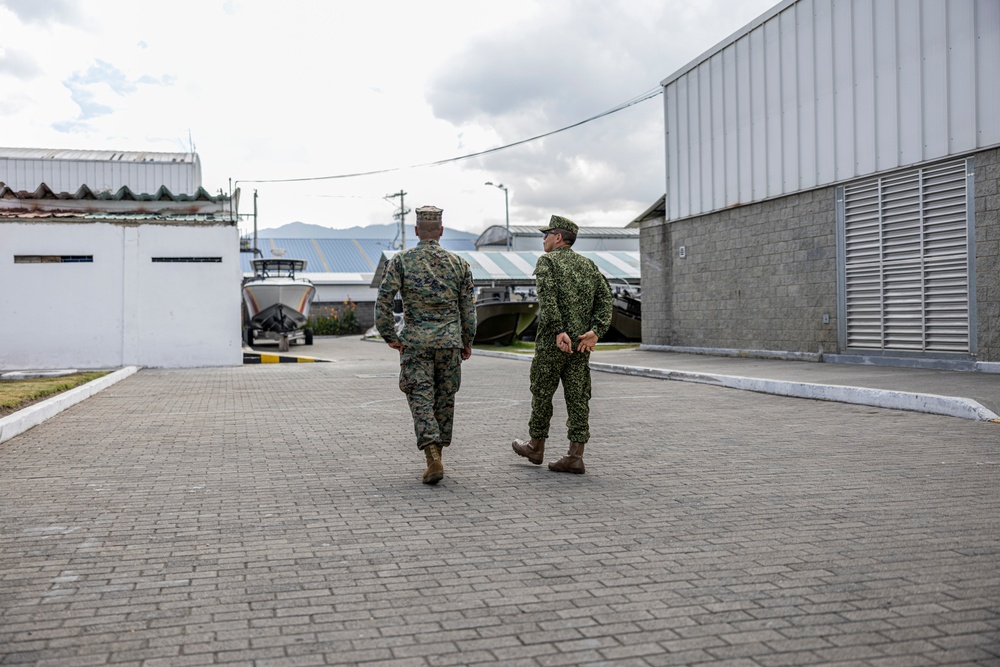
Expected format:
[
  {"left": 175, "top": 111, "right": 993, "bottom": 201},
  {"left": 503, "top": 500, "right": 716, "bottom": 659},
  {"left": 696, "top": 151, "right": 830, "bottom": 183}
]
[{"left": 242, "top": 278, "right": 316, "bottom": 333}]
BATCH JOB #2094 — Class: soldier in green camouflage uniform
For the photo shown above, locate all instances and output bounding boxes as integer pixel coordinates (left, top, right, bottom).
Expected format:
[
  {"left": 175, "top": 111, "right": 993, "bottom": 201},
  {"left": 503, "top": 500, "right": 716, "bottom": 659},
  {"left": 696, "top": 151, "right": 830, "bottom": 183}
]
[
  {"left": 512, "top": 215, "right": 613, "bottom": 474},
  {"left": 375, "top": 206, "right": 477, "bottom": 484}
]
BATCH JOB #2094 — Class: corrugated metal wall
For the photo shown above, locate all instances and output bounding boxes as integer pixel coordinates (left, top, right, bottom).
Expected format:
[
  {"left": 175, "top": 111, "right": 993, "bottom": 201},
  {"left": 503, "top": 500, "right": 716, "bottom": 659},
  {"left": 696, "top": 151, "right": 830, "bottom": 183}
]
[
  {"left": 663, "top": 0, "right": 1000, "bottom": 220},
  {"left": 0, "top": 150, "right": 202, "bottom": 195}
]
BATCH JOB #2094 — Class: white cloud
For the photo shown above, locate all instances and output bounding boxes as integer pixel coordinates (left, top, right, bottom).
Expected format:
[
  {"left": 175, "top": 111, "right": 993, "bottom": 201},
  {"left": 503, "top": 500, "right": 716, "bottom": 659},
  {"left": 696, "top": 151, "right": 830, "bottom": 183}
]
[
  {"left": 0, "top": 0, "right": 83, "bottom": 25},
  {"left": 0, "top": 47, "right": 42, "bottom": 79},
  {"left": 0, "top": 0, "right": 778, "bottom": 234}
]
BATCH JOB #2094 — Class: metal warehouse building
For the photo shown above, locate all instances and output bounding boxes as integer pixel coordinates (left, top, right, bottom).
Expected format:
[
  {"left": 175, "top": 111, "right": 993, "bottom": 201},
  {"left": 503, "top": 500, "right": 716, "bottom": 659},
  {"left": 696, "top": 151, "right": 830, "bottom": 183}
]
[{"left": 640, "top": 0, "right": 1000, "bottom": 370}]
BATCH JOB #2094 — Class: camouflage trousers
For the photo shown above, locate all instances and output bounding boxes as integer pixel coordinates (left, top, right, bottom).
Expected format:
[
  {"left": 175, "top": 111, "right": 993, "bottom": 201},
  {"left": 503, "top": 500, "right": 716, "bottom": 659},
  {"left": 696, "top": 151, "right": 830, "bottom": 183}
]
[
  {"left": 528, "top": 347, "right": 592, "bottom": 444},
  {"left": 398, "top": 348, "right": 463, "bottom": 450}
]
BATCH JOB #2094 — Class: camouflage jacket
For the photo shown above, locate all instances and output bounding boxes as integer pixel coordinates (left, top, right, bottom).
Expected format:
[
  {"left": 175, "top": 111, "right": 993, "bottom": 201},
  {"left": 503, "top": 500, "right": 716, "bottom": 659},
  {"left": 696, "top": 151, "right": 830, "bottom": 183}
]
[
  {"left": 375, "top": 240, "right": 477, "bottom": 350},
  {"left": 533, "top": 246, "right": 613, "bottom": 351}
]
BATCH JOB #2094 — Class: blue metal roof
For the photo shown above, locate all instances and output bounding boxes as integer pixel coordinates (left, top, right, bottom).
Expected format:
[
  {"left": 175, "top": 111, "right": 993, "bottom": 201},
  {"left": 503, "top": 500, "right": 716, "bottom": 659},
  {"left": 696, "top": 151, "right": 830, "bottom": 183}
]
[{"left": 239, "top": 237, "right": 475, "bottom": 273}]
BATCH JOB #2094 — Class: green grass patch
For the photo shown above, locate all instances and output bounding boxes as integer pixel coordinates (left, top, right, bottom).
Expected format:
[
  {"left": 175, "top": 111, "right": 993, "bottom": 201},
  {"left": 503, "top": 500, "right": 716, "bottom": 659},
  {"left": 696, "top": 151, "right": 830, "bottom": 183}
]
[{"left": 0, "top": 372, "right": 110, "bottom": 418}]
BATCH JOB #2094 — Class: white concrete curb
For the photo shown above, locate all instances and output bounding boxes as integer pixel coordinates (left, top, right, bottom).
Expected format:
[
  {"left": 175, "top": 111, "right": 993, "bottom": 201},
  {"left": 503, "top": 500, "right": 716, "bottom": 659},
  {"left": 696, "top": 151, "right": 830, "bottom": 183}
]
[
  {"left": 472, "top": 350, "right": 534, "bottom": 361},
  {"left": 0, "top": 366, "right": 141, "bottom": 444},
  {"left": 589, "top": 362, "right": 1000, "bottom": 422}
]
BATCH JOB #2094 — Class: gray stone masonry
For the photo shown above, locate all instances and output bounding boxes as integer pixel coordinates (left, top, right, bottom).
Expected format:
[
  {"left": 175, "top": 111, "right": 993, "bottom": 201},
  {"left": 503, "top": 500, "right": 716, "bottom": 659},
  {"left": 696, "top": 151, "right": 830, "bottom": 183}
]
[
  {"left": 1, "top": 337, "right": 998, "bottom": 666},
  {"left": 639, "top": 219, "right": 670, "bottom": 345},
  {"left": 975, "top": 147, "right": 1000, "bottom": 362},
  {"left": 642, "top": 186, "right": 839, "bottom": 355}
]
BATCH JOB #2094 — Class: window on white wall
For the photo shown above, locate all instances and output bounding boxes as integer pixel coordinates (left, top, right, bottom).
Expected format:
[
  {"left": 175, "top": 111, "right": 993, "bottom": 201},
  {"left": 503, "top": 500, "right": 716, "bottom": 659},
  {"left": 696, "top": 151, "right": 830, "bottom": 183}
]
[{"left": 838, "top": 158, "right": 973, "bottom": 354}]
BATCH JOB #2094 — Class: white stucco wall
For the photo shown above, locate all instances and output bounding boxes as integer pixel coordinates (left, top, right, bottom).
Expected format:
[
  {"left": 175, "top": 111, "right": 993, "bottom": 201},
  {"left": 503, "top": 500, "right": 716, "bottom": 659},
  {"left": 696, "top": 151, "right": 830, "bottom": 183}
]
[{"left": 0, "top": 221, "right": 243, "bottom": 370}]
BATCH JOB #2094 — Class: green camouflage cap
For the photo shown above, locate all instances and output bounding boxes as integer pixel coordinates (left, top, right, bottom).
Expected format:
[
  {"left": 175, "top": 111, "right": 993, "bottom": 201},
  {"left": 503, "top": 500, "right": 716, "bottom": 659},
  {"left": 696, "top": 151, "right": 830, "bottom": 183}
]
[{"left": 538, "top": 214, "right": 579, "bottom": 235}]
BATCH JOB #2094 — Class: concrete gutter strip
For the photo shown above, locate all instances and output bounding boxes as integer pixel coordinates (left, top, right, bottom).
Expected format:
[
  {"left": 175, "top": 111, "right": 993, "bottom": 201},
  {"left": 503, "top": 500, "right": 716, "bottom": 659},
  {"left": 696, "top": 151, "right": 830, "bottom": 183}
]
[
  {"left": 476, "top": 349, "right": 1000, "bottom": 420},
  {"left": 639, "top": 343, "right": 823, "bottom": 363},
  {"left": 590, "top": 362, "right": 1000, "bottom": 422},
  {"left": 0, "top": 366, "right": 140, "bottom": 444},
  {"left": 473, "top": 350, "right": 534, "bottom": 362}
]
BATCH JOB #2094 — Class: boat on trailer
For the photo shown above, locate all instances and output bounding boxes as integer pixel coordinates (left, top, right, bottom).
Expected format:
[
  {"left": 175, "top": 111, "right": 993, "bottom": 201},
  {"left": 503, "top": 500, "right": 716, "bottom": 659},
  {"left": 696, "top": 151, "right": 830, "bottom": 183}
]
[
  {"left": 474, "top": 286, "right": 538, "bottom": 346},
  {"left": 606, "top": 287, "right": 641, "bottom": 341},
  {"left": 242, "top": 258, "right": 316, "bottom": 351}
]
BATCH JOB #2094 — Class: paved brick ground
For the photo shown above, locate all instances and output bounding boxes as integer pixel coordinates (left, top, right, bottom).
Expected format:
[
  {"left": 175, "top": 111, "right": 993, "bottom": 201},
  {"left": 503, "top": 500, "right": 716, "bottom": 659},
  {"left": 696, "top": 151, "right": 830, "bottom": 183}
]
[{"left": 1, "top": 338, "right": 998, "bottom": 666}]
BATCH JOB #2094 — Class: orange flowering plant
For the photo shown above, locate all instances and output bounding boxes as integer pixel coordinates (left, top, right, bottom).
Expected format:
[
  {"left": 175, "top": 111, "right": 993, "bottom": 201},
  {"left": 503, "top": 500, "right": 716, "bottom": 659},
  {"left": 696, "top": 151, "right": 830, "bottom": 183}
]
[{"left": 307, "top": 299, "right": 360, "bottom": 335}]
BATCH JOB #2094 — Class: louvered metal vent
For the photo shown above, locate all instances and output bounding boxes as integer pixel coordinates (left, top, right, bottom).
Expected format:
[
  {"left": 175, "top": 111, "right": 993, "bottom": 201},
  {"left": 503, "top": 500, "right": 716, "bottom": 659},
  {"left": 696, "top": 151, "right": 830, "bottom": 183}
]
[{"left": 841, "top": 159, "right": 970, "bottom": 353}]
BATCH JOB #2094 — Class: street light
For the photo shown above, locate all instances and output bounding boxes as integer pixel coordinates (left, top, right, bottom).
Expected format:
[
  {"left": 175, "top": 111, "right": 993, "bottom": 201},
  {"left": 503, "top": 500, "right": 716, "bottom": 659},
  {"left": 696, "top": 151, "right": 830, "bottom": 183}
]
[{"left": 484, "top": 181, "right": 510, "bottom": 251}]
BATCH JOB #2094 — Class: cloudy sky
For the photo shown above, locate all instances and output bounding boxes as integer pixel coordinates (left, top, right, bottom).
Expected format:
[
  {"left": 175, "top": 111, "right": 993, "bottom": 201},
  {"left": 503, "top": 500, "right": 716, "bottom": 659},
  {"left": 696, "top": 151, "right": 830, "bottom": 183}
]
[{"left": 1, "top": 0, "right": 777, "bottom": 235}]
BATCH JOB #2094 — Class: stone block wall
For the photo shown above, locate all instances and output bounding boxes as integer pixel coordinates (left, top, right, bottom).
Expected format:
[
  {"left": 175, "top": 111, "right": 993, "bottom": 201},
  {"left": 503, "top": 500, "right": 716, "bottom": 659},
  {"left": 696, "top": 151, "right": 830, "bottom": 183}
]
[
  {"left": 641, "top": 186, "right": 840, "bottom": 355},
  {"left": 975, "top": 147, "right": 1000, "bottom": 362},
  {"left": 639, "top": 219, "right": 670, "bottom": 344}
]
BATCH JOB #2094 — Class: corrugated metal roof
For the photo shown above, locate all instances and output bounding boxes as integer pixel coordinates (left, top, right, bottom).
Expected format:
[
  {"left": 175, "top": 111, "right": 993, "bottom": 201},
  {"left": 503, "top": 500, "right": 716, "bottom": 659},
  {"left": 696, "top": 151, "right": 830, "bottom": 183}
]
[
  {"left": 0, "top": 147, "right": 198, "bottom": 163},
  {"left": 241, "top": 238, "right": 395, "bottom": 274},
  {"left": 0, "top": 183, "right": 221, "bottom": 202},
  {"left": 0, "top": 182, "right": 229, "bottom": 215},
  {"left": 475, "top": 225, "right": 639, "bottom": 247},
  {"left": 294, "top": 272, "right": 372, "bottom": 284},
  {"left": 239, "top": 237, "right": 475, "bottom": 274},
  {"left": 629, "top": 195, "right": 666, "bottom": 227},
  {"left": 0, "top": 146, "right": 203, "bottom": 196},
  {"left": 369, "top": 249, "right": 640, "bottom": 287},
  {"left": 440, "top": 238, "right": 477, "bottom": 251},
  {"left": 0, "top": 211, "right": 233, "bottom": 224}
]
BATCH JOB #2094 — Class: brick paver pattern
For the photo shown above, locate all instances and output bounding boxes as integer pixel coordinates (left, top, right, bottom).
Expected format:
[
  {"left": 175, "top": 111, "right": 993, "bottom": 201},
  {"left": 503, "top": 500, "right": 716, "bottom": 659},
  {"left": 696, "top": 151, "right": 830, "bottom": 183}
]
[{"left": 1, "top": 339, "right": 998, "bottom": 666}]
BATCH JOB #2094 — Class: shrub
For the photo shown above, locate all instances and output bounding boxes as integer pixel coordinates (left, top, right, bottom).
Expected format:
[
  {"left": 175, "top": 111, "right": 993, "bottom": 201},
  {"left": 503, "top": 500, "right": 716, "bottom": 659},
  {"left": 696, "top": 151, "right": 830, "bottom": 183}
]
[{"left": 308, "top": 299, "right": 360, "bottom": 335}]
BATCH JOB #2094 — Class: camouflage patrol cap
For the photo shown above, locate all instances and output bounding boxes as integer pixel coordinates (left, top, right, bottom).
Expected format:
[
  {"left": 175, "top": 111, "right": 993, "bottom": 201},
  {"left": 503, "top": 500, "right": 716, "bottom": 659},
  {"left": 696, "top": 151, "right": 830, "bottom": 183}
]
[
  {"left": 415, "top": 206, "right": 443, "bottom": 223},
  {"left": 538, "top": 214, "right": 578, "bottom": 235}
]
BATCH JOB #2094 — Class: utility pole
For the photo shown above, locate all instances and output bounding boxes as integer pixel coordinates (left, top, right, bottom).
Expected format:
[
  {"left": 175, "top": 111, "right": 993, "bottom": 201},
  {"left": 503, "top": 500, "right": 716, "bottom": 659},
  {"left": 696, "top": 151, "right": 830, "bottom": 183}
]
[
  {"left": 386, "top": 190, "right": 409, "bottom": 249},
  {"left": 485, "top": 182, "right": 511, "bottom": 251},
  {"left": 253, "top": 189, "right": 259, "bottom": 256}
]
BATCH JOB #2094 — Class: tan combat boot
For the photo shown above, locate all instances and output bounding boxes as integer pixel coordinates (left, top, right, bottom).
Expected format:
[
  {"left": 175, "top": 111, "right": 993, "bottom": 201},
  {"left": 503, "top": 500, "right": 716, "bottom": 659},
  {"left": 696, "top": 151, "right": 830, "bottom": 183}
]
[
  {"left": 512, "top": 437, "right": 545, "bottom": 465},
  {"left": 422, "top": 444, "right": 444, "bottom": 484},
  {"left": 548, "top": 442, "right": 585, "bottom": 474}
]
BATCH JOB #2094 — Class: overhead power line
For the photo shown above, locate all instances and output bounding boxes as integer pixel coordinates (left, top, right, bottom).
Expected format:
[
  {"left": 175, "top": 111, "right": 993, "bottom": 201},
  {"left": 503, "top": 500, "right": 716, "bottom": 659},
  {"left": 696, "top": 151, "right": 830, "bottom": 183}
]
[{"left": 239, "top": 87, "right": 663, "bottom": 185}]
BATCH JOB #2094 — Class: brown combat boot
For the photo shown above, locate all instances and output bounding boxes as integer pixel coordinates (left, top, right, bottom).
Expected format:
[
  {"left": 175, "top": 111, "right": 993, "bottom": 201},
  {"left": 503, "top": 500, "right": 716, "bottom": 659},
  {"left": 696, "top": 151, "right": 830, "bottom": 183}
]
[
  {"left": 422, "top": 444, "right": 444, "bottom": 484},
  {"left": 548, "top": 442, "right": 585, "bottom": 474},
  {"left": 512, "top": 437, "right": 545, "bottom": 465}
]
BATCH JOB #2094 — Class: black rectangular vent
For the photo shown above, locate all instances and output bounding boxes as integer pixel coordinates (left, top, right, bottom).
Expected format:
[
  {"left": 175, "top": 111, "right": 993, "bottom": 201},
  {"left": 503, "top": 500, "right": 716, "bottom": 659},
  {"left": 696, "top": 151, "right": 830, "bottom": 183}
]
[
  {"left": 14, "top": 255, "right": 94, "bottom": 263},
  {"left": 151, "top": 257, "right": 223, "bottom": 263}
]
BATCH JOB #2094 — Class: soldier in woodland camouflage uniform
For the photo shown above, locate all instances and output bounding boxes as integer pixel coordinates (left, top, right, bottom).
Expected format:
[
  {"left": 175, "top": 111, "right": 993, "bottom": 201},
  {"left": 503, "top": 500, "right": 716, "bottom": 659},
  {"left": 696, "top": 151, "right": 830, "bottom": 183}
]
[
  {"left": 512, "top": 215, "right": 613, "bottom": 474},
  {"left": 375, "top": 206, "right": 477, "bottom": 484}
]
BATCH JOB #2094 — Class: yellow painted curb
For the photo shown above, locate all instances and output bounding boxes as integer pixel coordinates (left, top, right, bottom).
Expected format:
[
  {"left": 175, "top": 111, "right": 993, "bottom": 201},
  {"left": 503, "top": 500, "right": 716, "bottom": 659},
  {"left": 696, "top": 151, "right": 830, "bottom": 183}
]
[{"left": 243, "top": 352, "right": 330, "bottom": 364}]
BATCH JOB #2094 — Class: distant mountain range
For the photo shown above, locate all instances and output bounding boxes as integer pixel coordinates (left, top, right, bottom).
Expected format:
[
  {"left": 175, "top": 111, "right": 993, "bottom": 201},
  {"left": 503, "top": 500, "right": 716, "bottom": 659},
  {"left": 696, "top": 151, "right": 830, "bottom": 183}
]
[{"left": 256, "top": 221, "right": 479, "bottom": 241}]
